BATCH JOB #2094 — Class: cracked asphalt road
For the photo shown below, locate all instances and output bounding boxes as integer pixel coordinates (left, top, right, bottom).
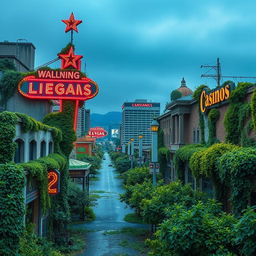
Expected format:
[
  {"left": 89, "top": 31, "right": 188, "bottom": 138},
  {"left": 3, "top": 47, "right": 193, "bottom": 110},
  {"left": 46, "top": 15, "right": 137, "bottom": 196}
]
[{"left": 73, "top": 152, "right": 149, "bottom": 256}]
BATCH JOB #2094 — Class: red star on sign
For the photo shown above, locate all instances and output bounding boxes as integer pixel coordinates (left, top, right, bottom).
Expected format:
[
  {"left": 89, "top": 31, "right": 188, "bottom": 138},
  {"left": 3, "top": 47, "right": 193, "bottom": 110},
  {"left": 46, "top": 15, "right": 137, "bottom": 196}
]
[
  {"left": 62, "top": 12, "right": 82, "bottom": 33},
  {"left": 58, "top": 46, "right": 83, "bottom": 70}
]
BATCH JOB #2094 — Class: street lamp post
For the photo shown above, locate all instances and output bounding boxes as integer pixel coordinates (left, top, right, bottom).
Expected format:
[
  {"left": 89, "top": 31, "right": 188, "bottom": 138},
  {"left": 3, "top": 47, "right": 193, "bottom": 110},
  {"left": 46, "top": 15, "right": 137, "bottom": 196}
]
[
  {"left": 130, "top": 138, "right": 134, "bottom": 169},
  {"left": 151, "top": 119, "right": 159, "bottom": 186},
  {"left": 127, "top": 141, "right": 131, "bottom": 156},
  {"left": 138, "top": 134, "right": 143, "bottom": 167},
  {"left": 122, "top": 144, "right": 126, "bottom": 153}
]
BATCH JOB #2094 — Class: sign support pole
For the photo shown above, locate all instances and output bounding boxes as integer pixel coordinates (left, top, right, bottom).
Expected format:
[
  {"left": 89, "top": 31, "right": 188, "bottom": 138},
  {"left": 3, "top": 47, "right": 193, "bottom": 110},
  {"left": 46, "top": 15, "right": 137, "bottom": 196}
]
[{"left": 73, "top": 100, "right": 79, "bottom": 131}]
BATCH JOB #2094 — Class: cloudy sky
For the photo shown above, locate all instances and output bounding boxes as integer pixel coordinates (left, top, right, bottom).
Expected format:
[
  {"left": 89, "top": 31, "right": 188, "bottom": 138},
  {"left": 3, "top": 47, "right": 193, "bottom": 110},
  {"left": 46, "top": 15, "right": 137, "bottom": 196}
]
[{"left": 1, "top": 0, "right": 256, "bottom": 114}]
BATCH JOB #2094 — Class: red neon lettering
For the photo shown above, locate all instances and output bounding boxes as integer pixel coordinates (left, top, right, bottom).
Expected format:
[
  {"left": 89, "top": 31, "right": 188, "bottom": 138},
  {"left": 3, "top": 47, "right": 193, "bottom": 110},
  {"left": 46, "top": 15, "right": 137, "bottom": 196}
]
[
  {"left": 48, "top": 172, "right": 58, "bottom": 194},
  {"left": 28, "top": 82, "right": 37, "bottom": 94},
  {"left": 65, "top": 84, "right": 75, "bottom": 95}
]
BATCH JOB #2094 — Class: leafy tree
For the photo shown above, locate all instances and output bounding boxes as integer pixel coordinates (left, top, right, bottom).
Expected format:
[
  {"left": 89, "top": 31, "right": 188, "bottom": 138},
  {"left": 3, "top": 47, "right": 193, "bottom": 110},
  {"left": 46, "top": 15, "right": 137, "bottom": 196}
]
[
  {"left": 0, "top": 58, "right": 16, "bottom": 71},
  {"left": 170, "top": 90, "right": 182, "bottom": 101}
]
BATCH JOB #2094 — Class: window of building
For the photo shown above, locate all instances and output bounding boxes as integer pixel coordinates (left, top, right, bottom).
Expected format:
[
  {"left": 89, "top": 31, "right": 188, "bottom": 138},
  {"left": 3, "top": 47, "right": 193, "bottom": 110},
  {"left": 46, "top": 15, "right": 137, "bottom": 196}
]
[
  {"left": 193, "top": 130, "right": 196, "bottom": 143},
  {"left": 196, "top": 129, "right": 200, "bottom": 143},
  {"left": 48, "top": 141, "right": 53, "bottom": 154},
  {"left": 29, "top": 140, "right": 37, "bottom": 161},
  {"left": 40, "top": 141, "right": 46, "bottom": 157},
  {"left": 14, "top": 139, "right": 24, "bottom": 163}
]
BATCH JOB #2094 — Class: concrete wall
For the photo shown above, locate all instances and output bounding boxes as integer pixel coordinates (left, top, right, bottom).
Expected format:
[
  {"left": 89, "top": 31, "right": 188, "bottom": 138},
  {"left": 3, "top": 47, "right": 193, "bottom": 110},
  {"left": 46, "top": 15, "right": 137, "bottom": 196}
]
[
  {"left": 5, "top": 91, "right": 51, "bottom": 121},
  {"left": 0, "top": 42, "right": 35, "bottom": 71}
]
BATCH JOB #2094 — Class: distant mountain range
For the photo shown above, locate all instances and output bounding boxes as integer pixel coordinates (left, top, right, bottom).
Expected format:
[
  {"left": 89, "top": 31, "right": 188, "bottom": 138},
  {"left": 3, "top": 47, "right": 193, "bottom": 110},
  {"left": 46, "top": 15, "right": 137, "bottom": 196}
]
[{"left": 90, "top": 111, "right": 121, "bottom": 129}]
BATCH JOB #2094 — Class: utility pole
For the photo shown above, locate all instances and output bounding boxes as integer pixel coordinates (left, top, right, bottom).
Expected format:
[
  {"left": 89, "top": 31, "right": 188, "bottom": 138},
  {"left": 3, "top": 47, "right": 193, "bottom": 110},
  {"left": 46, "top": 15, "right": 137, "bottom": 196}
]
[
  {"left": 201, "top": 58, "right": 256, "bottom": 85},
  {"left": 201, "top": 57, "right": 221, "bottom": 87}
]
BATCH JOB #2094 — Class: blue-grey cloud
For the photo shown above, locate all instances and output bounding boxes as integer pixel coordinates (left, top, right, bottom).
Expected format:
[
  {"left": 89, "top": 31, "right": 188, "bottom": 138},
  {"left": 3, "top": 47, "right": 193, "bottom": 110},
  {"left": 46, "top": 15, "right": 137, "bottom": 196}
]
[{"left": 1, "top": 0, "right": 256, "bottom": 114}]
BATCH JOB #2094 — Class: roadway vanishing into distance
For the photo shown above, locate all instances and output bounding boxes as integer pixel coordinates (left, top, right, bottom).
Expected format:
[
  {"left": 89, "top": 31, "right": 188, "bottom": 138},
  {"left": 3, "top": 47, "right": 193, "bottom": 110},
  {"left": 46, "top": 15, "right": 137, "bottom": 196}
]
[{"left": 75, "top": 153, "right": 148, "bottom": 256}]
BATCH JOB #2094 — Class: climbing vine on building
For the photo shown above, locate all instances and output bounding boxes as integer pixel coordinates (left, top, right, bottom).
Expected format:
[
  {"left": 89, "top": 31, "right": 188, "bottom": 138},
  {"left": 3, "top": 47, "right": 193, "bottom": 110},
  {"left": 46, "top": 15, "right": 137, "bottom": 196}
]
[
  {"left": 0, "top": 164, "right": 25, "bottom": 256},
  {"left": 224, "top": 82, "right": 254, "bottom": 145},
  {"left": 207, "top": 108, "right": 220, "bottom": 145},
  {"left": 190, "top": 143, "right": 239, "bottom": 210},
  {"left": 219, "top": 147, "right": 256, "bottom": 216},
  {"left": 252, "top": 88, "right": 256, "bottom": 131},
  {"left": 193, "top": 85, "right": 209, "bottom": 144},
  {"left": 174, "top": 144, "right": 206, "bottom": 182}
]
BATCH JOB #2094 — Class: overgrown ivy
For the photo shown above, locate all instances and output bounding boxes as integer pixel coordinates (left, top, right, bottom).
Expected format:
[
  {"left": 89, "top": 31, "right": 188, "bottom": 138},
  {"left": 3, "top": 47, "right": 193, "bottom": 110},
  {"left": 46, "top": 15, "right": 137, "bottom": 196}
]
[
  {"left": 193, "top": 85, "right": 209, "bottom": 144},
  {"left": 189, "top": 143, "right": 239, "bottom": 211},
  {"left": 0, "top": 111, "right": 18, "bottom": 163},
  {"left": 43, "top": 100, "right": 77, "bottom": 244},
  {"left": 252, "top": 88, "right": 256, "bottom": 131},
  {"left": 174, "top": 144, "right": 206, "bottom": 182},
  {"left": 224, "top": 82, "right": 254, "bottom": 145},
  {"left": 207, "top": 108, "right": 220, "bottom": 145},
  {"left": 19, "top": 154, "right": 66, "bottom": 213},
  {"left": 0, "top": 164, "right": 25, "bottom": 256},
  {"left": 219, "top": 147, "right": 256, "bottom": 216}
]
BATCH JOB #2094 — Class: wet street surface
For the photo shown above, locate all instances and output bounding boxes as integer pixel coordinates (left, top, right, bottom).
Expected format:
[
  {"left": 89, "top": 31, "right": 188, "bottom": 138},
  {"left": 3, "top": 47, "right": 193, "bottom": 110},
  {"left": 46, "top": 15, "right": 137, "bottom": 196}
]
[{"left": 73, "top": 153, "right": 149, "bottom": 256}]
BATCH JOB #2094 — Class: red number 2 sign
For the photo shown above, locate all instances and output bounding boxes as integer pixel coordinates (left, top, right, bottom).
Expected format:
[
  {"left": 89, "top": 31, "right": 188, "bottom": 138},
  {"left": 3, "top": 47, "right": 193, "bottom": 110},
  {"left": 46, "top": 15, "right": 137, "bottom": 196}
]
[{"left": 48, "top": 170, "right": 60, "bottom": 195}]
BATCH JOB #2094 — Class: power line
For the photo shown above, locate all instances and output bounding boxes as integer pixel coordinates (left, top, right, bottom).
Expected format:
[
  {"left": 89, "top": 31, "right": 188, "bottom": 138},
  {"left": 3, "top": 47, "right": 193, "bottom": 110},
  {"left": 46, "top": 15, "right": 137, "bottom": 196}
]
[
  {"left": 201, "top": 58, "right": 256, "bottom": 86},
  {"left": 35, "top": 57, "right": 60, "bottom": 70}
]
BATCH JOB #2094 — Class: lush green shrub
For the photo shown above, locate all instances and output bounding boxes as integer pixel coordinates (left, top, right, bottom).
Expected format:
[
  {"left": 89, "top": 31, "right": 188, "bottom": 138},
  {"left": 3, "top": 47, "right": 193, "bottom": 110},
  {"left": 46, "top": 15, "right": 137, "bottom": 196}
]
[
  {"left": 233, "top": 207, "right": 256, "bottom": 256},
  {"left": 147, "top": 201, "right": 237, "bottom": 256},
  {"left": 67, "top": 181, "right": 90, "bottom": 220},
  {"left": 76, "top": 154, "right": 101, "bottom": 175},
  {"left": 84, "top": 206, "right": 96, "bottom": 222},
  {"left": 0, "top": 164, "right": 25, "bottom": 256},
  {"left": 218, "top": 147, "right": 256, "bottom": 216},
  {"left": 121, "top": 180, "right": 154, "bottom": 216},
  {"left": 19, "top": 226, "right": 63, "bottom": 256},
  {"left": 122, "top": 167, "right": 152, "bottom": 186},
  {"left": 142, "top": 181, "right": 204, "bottom": 225}
]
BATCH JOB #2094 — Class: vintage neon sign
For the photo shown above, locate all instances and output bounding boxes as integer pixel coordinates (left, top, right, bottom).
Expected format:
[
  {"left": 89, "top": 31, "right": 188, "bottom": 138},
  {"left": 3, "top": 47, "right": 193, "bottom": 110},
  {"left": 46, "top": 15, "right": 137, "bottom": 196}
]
[
  {"left": 200, "top": 85, "right": 231, "bottom": 113},
  {"left": 132, "top": 103, "right": 153, "bottom": 107},
  {"left": 18, "top": 14, "right": 99, "bottom": 131},
  {"left": 88, "top": 127, "right": 108, "bottom": 138},
  {"left": 18, "top": 70, "right": 98, "bottom": 101},
  {"left": 48, "top": 169, "right": 60, "bottom": 195}
]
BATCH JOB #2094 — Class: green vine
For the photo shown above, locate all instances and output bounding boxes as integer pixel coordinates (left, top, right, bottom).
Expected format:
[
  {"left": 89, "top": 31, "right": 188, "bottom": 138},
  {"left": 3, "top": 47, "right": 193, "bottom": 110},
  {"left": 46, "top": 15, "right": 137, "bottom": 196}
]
[
  {"left": 189, "top": 143, "right": 239, "bottom": 210},
  {"left": 0, "top": 164, "right": 25, "bottom": 256},
  {"left": 174, "top": 144, "right": 206, "bottom": 182},
  {"left": 208, "top": 108, "right": 220, "bottom": 145},
  {"left": 193, "top": 85, "right": 210, "bottom": 144},
  {"left": 0, "top": 112, "right": 18, "bottom": 164},
  {"left": 252, "top": 88, "right": 256, "bottom": 131},
  {"left": 219, "top": 147, "right": 256, "bottom": 216},
  {"left": 19, "top": 153, "right": 66, "bottom": 213},
  {"left": 224, "top": 82, "right": 254, "bottom": 145}
]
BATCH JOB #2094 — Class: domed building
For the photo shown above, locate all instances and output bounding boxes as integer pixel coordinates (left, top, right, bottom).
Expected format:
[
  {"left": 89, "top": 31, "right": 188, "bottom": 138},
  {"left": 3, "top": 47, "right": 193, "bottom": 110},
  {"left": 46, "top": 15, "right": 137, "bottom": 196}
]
[{"left": 176, "top": 78, "right": 193, "bottom": 97}]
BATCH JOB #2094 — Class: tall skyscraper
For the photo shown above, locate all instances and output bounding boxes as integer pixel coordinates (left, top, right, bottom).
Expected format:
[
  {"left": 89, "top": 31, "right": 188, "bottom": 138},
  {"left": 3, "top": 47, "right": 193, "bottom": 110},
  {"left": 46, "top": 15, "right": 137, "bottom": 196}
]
[
  {"left": 121, "top": 99, "right": 160, "bottom": 149},
  {"left": 76, "top": 106, "right": 90, "bottom": 138}
]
